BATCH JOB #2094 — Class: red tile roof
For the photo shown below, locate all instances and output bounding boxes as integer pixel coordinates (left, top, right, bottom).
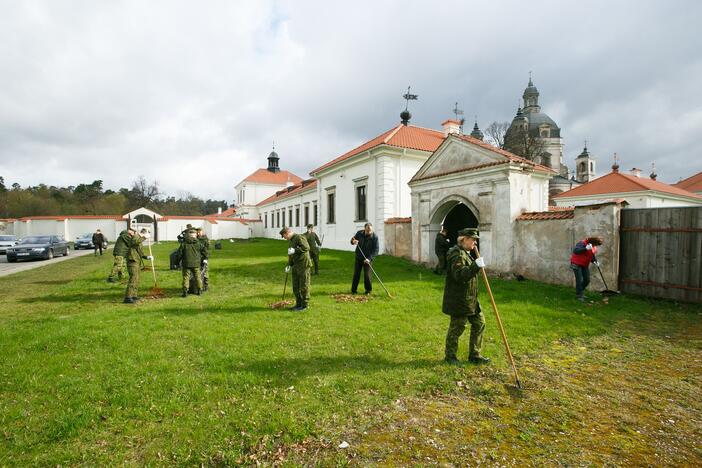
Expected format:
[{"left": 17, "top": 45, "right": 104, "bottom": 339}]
[
  {"left": 18, "top": 215, "right": 124, "bottom": 221},
  {"left": 553, "top": 170, "right": 702, "bottom": 200},
  {"left": 517, "top": 209, "right": 575, "bottom": 221},
  {"left": 310, "top": 124, "right": 446, "bottom": 175},
  {"left": 674, "top": 171, "right": 702, "bottom": 193},
  {"left": 206, "top": 207, "right": 237, "bottom": 217},
  {"left": 257, "top": 179, "right": 318, "bottom": 206},
  {"left": 241, "top": 169, "right": 303, "bottom": 186}
]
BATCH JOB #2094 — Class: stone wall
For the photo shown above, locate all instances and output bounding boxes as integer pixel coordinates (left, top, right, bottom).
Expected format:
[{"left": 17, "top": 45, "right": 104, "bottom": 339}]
[
  {"left": 513, "top": 201, "right": 625, "bottom": 289},
  {"left": 384, "top": 217, "right": 412, "bottom": 259}
]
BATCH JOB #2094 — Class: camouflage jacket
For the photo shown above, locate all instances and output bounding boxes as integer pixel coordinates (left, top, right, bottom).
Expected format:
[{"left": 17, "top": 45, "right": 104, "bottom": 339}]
[
  {"left": 178, "top": 236, "right": 205, "bottom": 268},
  {"left": 303, "top": 232, "right": 321, "bottom": 253},
  {"left": 198, "top": 235, "right": 210, "bottom": 260},
  {"left": 113, "top": 230, "right": 131, "bottom": 257},
  {"left": 126, "top": 235, "right": 146, "bottom": 264},
  {"left": 442, "top": 245, "right": 481, "bottom": 316},
  {"left": 288, "top": 233, "right": 311, "bottom": 271}
]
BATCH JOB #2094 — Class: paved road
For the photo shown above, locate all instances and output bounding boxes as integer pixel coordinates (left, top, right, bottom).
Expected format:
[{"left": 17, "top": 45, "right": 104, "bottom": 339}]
[{"left": 0, "top": 248, "right": 101, "bottom": 278}]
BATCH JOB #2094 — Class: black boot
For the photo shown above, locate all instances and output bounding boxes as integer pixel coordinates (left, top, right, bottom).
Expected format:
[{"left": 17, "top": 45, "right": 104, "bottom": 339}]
[
  {"left": 468, "top": 355, "right": 491, "bottom": 365},
  {"left": 181, "top": 290, "right": 187, "bottom": 298},
  {"left": 123, "top": 297, "right": 135, "bottom": 304}
]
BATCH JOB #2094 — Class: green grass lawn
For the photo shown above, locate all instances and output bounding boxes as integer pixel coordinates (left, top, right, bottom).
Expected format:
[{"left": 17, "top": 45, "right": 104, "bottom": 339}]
[{"left": 0, "top": 239, "right": 700, "bottom": 465}]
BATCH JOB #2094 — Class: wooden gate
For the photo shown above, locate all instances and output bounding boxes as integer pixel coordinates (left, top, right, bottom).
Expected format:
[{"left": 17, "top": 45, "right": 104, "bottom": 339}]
[{"left": 619, "top": 207, "right": 702, "bottom": 302}]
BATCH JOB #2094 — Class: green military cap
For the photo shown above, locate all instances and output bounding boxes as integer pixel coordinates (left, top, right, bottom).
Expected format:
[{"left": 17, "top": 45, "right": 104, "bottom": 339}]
[
  {"left": 457, "top": 228, "right": 479, "bottom": 239},
  {"left": 306, "top": 224, "right": 314, "bottom": 229},
  {"left": 279, "top": 227, "right": 289, "bottom": 237}
]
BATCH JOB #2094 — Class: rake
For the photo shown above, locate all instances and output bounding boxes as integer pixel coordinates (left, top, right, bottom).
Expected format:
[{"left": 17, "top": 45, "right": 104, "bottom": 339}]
[
  {"left": 147, "top": 239, "right": 165, "bottom": 298},
  {"left": 475, "top": 247, "right": 521, "bottom": 389}
]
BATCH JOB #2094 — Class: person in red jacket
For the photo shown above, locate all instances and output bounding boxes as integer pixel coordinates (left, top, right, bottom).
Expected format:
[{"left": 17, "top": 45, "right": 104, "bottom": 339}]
[{"left": 570, "top": 236, "right": 603, "bottom": 301}]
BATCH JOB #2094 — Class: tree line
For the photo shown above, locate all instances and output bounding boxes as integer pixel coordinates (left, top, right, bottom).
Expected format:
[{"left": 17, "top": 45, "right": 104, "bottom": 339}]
[{"left": 0, "top": 176, "right": 229, "bottom": 219}]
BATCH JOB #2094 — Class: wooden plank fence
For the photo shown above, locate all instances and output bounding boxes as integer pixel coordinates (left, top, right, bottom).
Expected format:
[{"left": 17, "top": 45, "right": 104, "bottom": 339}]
[{"left": 619, "top": 207, "right": 702, "bottom": 302}]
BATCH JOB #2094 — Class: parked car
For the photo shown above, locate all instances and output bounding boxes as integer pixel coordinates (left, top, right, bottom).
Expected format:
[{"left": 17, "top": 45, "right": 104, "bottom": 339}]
[
  {"left": 6, "top": 235, "right": 70, "bottom": 262},
  {"left": 74, "top": 233, "right": 95, "bottom": 250},
  {"left": 0, "top": 235, "right": 18, "bottom": 254}
]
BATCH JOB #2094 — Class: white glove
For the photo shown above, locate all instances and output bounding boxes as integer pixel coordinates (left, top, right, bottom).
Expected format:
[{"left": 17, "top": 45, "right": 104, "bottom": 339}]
[
  {"left": 475, "top": 257, "right": 486, "bottom": 268},
  {"left": 287, "top": 247, "right": 295, "bottom": 255},
  {"left": 285, "top": 266, "right": 291, "bottom": 273},
  {"left": 585, "top": 243, "right": 593, "bottom": 251},
  {"left": 146, "top": 255, "right": 154, "bottom": 261},
  {"left": 593, "top": 260, "right": 600, "bottom": 267},
  {"left": 364, "top": 258, "right": 370, "bottom": 264},
  {"left": 142, "top": 232, "right": 151, "bottom": 239},
  {"left": 202, "top": 259, "right": 208, "bottom": 264}
]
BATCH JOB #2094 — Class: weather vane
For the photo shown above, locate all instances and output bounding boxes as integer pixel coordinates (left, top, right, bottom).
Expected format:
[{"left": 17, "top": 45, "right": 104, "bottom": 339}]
[
  {"left": 403, "top": 86, "right": 418, "bottom": 111},
  {"left": 453, "top": 102, "right": 464, "bottom": 121}
]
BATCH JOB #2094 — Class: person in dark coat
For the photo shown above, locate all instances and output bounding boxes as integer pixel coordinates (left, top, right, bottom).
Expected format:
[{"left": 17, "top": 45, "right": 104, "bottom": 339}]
[
  {"left": 92, "top": 229, "right": 106, "bottom": 256},
  {"left": 570, "top": 236, "right": 603, "bottom": 301},
  {"left": 350, "top": 223, "right": 379, "bottom": 295},
  {"left": 178, "top": 229, "right": 206, "bottom": 297},
  {"left": 442, "top": 228, "right": 489, "bottom": 365},
  {"left": 197, "top": 228, "right": 210, "bottom": 291},
  {"left": 434, "top": 227, "right": 451, "bottom": 274}
]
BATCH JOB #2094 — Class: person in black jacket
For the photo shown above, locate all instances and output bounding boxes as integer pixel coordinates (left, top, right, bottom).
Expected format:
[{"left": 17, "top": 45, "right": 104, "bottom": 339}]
[
  {"left": 92, "top": 229, "right": 106, "bottom": 256},
  {"left": 350, "top": 223, "right": 379, "bottom": 295},
  {"left": 434, "top": 227, "right": 451, "bottom": 274}
]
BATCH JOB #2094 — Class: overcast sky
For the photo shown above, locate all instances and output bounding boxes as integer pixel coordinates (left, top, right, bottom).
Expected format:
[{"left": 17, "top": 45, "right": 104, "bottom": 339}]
[{"left": 1, "top": 0, "right": 700, "bottom": 201}]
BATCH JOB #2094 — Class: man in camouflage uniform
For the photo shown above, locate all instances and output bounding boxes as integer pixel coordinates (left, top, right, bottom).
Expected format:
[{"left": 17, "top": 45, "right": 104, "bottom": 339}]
[
  {"left": 108, "top": 227, "right": 135, "bottom": 283},
  {"left": 442, "top": 228, "right": 490, "bottom": 365},
  {"left": 303, "top": 224, "right": 322, "bottom": 275},
  {"left": 178, "top": 229, "right": 206, "bottom": 297},
  {"left": 124, "top": 228, "right": 152, "bottom": 304},
  {"left": 434, "top": 226, "right": 451, "bottom": 274},
  {"left": 197, "top": 228, "right": 210, "bottom": 291},
  {"left": 280, "top": 226, "right": 311, "bottom": 311}
]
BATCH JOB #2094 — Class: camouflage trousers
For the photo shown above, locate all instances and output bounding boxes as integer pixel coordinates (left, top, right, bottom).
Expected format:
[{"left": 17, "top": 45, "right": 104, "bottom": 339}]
[
  {"left": 183, "top": 266, "right": 202, "bottom": 292},
  {"left": 309, "top": 250, "right": 319, "bottom": 274},
  {"left": 110, "top": 255, "right": 126, "bottom": 280},
  {"left": 125, "top": 261, "right": 140, "bottom": 298},
  {"left": 292, "top": 267, "right": 311, "bottom": 307},
  {"left": 445, "top": 312, "right": 485, "bottom": 360}
]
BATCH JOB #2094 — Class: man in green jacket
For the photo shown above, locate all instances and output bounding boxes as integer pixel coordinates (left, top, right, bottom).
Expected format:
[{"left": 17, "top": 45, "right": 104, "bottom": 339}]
[
  {"left": 124, "top": 228, "right": 152, "bottom": 304},
  {"left": 108, "top": 228, "right": 135, "bottom": 283},
  {"left": 280, "top": 226, "right": 311, "bottom": 311},
  {"left": 442, "top": 228, "right": 489, "bottom": 365},
  {"left": 178, "top": 229, "right": 206, "bottom": 297},
  {"left": 303, "top": 224, "right": 322, "bottom": 275},
  {"left": 196, "top": 228, "right": 210, "bottom": 291}
]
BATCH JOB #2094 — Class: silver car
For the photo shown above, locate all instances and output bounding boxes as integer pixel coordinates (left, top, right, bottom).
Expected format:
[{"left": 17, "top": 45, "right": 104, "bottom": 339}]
[{"left": 0, "top": 235, "right": 18, "bottom": 254}]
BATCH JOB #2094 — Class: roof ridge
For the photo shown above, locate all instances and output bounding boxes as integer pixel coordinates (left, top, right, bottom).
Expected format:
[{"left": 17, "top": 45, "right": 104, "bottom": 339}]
[{"left": 383, "top": 124, "right": 403, "bottom": 144}]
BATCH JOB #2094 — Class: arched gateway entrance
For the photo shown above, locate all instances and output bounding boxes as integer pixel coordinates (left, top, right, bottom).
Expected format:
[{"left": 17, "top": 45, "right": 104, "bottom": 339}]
[{"left": 429, "top": 197, "right": 479, "bottom": 247}]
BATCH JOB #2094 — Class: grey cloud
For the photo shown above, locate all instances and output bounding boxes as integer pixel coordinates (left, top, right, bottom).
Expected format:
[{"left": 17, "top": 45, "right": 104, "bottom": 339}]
[{"left": 1, "top": 0, "right": 700, "bottom": 200}]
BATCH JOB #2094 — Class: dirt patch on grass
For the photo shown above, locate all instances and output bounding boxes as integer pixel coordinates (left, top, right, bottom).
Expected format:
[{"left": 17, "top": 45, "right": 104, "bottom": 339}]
[
  {"left": 269, "top": 300, "right": 294, "bottom": 309},
  {"left": 332, "top": 294, "right": 369, "bottom": 303}
]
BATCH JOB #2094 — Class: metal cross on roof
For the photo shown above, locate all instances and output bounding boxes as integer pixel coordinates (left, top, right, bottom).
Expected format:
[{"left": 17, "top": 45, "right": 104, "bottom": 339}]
[{"left": 403, "top": 86, "right": 418, "bottom": 111}]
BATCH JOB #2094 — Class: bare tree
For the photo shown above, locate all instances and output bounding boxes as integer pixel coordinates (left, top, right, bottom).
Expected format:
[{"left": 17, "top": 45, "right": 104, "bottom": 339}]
[
  {"left": 504, "top": 127, "right": 547, "bottom": 163},
  {"left": 129, "top": 176, "right": 160, "bottom": 209},
  {"left": 484, "top": 121, "right": 510, "bottom": 149}
]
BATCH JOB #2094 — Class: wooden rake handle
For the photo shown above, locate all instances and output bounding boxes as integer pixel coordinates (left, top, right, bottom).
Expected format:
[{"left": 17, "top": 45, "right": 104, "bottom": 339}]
[
  {"left": 147, "top": 240, "right": 158, "bottom": 287},
  {"left": 475, "top": 247, "right": 521, "bottom": 389}
]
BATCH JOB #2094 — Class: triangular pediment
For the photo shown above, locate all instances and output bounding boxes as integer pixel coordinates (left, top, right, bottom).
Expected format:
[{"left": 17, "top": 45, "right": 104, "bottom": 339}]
[{"left": 411, "top": 135, "right": 509, "bottom": 182}]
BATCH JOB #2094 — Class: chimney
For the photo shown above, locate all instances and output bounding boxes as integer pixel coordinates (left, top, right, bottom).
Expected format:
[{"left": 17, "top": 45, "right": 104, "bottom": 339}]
[
  {"left": 442, "top": 119, "right": 461, "bottom": 137},
  {"left": 217, "top": 206, "right": 222, "bottom": 215},
  {"left": 630, "top": 168, "right": 642, "bottom": 178}
]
